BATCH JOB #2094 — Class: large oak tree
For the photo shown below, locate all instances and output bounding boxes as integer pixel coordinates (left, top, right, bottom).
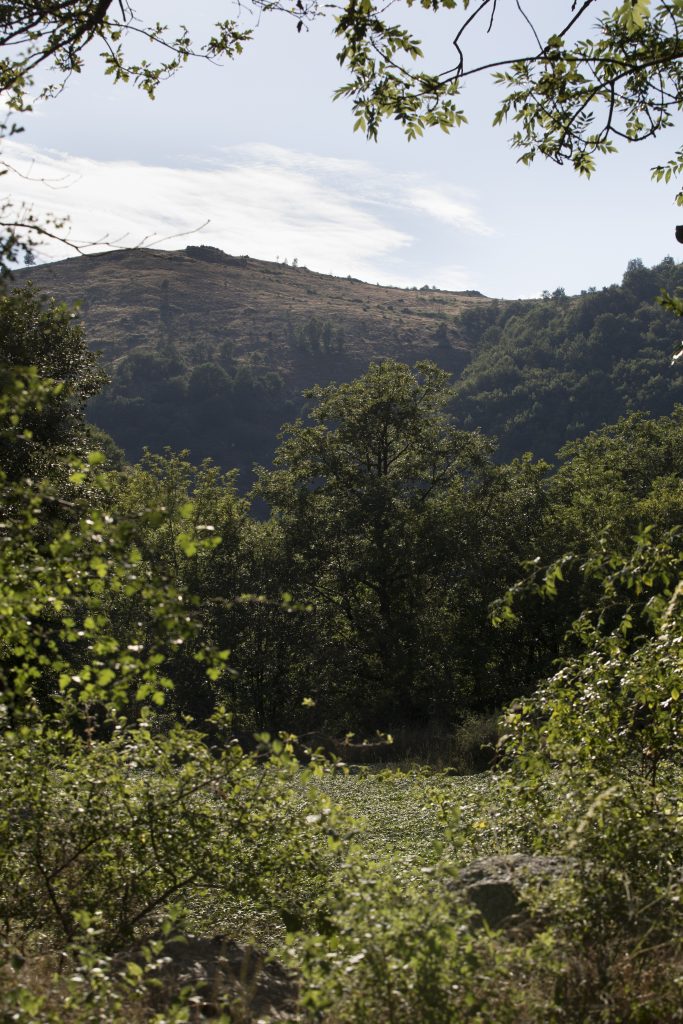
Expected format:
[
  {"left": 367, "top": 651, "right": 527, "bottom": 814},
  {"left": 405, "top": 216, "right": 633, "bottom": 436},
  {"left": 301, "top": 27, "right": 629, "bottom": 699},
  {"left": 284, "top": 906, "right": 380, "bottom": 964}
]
[{"left": 255, "top": 360, "right": 548, "bottom": 728}]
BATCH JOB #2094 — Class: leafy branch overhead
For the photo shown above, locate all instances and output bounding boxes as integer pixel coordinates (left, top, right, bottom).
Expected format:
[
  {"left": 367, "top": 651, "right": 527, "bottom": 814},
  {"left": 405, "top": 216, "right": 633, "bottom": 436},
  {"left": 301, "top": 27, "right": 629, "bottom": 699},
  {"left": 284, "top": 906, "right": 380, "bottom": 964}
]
[
  {"left": 331, "top": 0, "right": 683, "bottom": 197},
  {"left": 0, "top": 1, "right": 681, "bottom": 191}
]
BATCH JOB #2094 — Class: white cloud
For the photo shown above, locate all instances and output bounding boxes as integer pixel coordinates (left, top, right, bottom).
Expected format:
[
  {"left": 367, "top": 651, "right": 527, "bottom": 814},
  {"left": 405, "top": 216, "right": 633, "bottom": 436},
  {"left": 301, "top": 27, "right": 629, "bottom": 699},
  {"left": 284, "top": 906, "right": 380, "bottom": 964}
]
[
  {"left": 408, "top": 187, "right": 494, "bottom": 236},
  {"left": 1, "top": 140, "right": 492, "bottom": 284}
]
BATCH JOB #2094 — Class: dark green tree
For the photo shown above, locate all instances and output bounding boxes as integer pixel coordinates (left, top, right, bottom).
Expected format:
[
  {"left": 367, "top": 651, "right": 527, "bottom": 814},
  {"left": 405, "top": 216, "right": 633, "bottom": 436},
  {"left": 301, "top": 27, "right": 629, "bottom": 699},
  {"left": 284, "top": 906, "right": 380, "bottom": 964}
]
[
  {"left": 548, "top": 407, "right": 683, "bottom": 554},
  {"left": 0, "top": 285, "right": 106, "bottom": 483},
  {"left": 453, "top": 258, "right": 683, "bottom": 462},
  {"left": 256, "top": 360, "right": 547, "bottom": 729},
  {"left": 492, "top": 406, "right": 683, "bottom": 710}
]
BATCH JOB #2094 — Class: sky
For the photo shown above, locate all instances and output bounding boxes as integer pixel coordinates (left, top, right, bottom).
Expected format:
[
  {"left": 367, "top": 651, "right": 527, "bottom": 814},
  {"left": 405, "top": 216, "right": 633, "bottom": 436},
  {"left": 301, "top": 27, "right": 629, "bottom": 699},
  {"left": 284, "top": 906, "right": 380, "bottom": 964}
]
[{"left": 5, "top": 0, "right": 682, "bottom": 298}]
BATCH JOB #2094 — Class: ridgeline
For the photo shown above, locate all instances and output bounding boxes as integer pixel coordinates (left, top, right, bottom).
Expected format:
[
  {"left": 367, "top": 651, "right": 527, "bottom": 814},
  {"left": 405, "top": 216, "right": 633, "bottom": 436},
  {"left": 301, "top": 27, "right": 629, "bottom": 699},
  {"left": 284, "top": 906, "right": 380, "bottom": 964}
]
[{"left": 12, "top": 247, "right": 683, "bottom": 478}]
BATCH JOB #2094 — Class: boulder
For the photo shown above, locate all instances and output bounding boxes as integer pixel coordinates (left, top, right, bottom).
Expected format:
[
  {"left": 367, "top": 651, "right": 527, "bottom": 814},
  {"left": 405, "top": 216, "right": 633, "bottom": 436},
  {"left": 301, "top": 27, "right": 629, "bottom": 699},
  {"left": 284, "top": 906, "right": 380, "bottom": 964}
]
[
  {"left": 457, "top": 854, "right": 572, "bottom": 930},
  {"left": 140, "top": 934, "right": 297, "bottom": 1020}
]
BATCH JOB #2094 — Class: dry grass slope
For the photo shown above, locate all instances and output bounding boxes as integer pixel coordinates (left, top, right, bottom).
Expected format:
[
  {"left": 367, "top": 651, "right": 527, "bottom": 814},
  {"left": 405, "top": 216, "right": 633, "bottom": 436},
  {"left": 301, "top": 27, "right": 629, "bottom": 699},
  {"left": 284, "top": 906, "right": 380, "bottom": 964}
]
[{"left": 12, "top": 246, "right": 490, "bottom": 393}]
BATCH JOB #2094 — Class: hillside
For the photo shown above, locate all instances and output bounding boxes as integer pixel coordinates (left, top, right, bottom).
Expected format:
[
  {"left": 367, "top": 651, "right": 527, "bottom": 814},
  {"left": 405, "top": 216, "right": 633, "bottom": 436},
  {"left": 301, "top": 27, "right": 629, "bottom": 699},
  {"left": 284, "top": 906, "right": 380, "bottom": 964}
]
[
  {"left": 12, "top": 245, "right": 487, "bottom": 478},
  {"left": 10, "top": 248, "right": 683, "bottom": 477},
  {"left": 453, "top": 256, "right": 683, "bottom": 461}
]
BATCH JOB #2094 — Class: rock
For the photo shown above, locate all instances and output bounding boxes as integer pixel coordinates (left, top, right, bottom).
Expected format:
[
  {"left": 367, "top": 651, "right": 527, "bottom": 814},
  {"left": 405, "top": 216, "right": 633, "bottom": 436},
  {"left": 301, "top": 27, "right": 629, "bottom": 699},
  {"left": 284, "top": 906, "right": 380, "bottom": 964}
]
[
  {"left": 141, "top": 934, "right": 298, "bottom": 1020},
  {"left": 185, "top": 245, "right": 248, "bottom": 267},
  {"left": 457, "top": 854, "right": 572, "bottom": 930}
]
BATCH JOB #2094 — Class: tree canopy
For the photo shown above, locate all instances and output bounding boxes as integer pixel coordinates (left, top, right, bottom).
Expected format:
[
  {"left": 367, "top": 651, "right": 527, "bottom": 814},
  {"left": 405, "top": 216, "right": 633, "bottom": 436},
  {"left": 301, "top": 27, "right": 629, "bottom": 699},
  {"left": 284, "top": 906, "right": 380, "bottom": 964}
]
[
  {"left": 253, "top": 360, "right": 549, "bottom": 727},
  {"left": 453, "top": 256, "right": 683, "bottom": 461},
  {"left": 0, "top": 285, "right": 106, "bottom": 482}
]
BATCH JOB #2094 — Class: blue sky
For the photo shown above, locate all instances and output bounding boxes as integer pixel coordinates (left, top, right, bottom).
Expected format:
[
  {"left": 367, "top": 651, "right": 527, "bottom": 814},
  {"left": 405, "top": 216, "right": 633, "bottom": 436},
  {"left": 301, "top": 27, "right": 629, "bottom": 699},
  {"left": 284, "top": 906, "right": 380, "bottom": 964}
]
[{"left": 7, "top": 1, "right": 681, "bottom": 297}]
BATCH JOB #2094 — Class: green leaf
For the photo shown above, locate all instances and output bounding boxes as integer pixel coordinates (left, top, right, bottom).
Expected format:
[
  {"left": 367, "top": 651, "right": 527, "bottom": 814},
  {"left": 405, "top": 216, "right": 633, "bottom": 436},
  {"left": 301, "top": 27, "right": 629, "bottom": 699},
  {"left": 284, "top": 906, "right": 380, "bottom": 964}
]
[{"left": 178, "top": 533, "right": 198, "bottom": 557}]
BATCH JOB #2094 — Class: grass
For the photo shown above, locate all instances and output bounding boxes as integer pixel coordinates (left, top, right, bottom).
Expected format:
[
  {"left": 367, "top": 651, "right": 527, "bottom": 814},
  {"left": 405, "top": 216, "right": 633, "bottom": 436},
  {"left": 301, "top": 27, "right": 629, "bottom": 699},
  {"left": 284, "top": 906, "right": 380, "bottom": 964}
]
[
  {"left": 316, "top": 763, "right": 522, "bottom": 875},
  {"left": 6, "top": 761, "right": 681, "bottom": 1022},
  {"left": 184, "top": 762, "right": 519, "bottom": 948}
]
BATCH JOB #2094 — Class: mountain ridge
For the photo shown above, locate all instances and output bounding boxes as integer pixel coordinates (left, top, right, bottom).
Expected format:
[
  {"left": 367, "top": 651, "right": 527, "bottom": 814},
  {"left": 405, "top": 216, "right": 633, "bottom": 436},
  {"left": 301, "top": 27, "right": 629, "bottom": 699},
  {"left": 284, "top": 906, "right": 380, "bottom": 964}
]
[
  {"left": 14, "top": 245, "right": 487, "bottom": 368},
  {"left": 9, "top": 248, "right": 683, "bottom": 479},
  {"left": 11, "top": 245, "right": 491, "bottom": 477}
]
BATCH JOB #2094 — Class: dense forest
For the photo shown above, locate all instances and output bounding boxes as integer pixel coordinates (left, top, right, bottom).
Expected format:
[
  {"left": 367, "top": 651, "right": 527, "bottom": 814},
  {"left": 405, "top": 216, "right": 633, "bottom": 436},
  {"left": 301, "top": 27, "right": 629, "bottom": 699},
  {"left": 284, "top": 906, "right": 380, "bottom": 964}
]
[
  {"left": 12, "top": 246, "right": 480, "bottom": 481},
  {"left": 453, "top": 256, "right": 683, "bottom": 460},
  {"left": 3, "top": 278, "right": 681, "bottom": 738}
]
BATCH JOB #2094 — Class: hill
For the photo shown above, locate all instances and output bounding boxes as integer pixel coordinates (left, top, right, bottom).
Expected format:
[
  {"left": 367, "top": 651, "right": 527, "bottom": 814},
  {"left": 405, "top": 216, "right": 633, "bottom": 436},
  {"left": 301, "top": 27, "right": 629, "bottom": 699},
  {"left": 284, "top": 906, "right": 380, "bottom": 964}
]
[
  {"left": 10, "top": 248, "right": 683, "bottom": 476},
  {"left": 12, "top": 245, "right": 486, "bottom": 478}
]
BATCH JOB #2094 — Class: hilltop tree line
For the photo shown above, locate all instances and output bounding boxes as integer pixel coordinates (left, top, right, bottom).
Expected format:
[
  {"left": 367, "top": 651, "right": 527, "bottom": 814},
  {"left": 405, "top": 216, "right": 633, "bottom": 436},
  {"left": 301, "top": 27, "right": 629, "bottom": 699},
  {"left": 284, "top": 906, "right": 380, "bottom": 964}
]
[{"left": 453, "top": 256, "right": 683, "bottom": 461}]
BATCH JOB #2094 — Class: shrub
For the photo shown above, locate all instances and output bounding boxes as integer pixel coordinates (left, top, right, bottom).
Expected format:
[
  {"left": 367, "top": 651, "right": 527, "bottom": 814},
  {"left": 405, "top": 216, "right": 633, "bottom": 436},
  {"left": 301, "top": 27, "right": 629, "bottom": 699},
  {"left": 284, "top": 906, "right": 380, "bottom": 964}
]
[{"left": 0, "top": 369, "right": 345, "bottom": 1020}]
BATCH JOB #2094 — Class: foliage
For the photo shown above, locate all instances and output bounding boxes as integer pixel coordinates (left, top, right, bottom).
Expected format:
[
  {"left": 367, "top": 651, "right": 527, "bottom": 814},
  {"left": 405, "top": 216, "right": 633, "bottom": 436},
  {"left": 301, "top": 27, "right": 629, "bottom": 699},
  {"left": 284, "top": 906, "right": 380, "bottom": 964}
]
[
  {"left": 494, "top": 529, "right": 683, "bottom": 1018},
  {"left": 3, "top": 323, "right": 683, "bottom": 1022},
  {"left": 103, "top": 356, "right": 683, "bottom": 742},
  {"left": 295, "top": 837, "right": 682, "bottom": 1023},
  {"left": 286, "top": 528, "right": 683, "bottom": 1024},
  {"left": 98, "top": 360, "right": 551, "bottom": 734},
  {"left": 330, "top": 1, "right": 683, "bottom": 189},
  {"left": 254, "top": 360, "right": 549, "bottom": 729},
  {"left": 0, "top": 285, "right": 106, "bottom": 483},
  {"left": 489, "top": 406, "right": 683, "bottom": 673},
  {"left": 108, "top": 448, "right": 248, "bottom": 720},
  {"left": 0, "top": 367, "right": 345, "bottom": 1019},
  {"left": 1, "top": 719, "right": 333, "bottom": 953},
  {"left": 90, "top": 342, "right": 289, "bottom": 484},
  {"left": 296, "top": 855, "right": 556, "bottom": 1024},
  {"left": 453, "top": 257, "right": 683, "bottom": 463},
  {"left": 0, "top": 1, "right": 252, "bottom": 108},
  {"left": 548, "top": 407, "right": 683, "bottom": 552},
  {"left": 500, "top": 529, "right": 683, "bottom": 798}
]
